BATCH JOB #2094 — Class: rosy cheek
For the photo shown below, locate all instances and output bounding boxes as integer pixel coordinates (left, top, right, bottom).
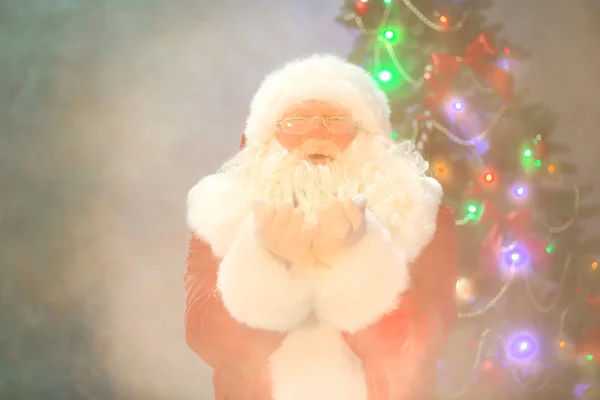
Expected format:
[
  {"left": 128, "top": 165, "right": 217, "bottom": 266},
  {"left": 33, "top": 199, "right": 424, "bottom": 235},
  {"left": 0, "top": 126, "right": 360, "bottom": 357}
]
[
  {"left": 275, "top": 131, "right": 305, "bottom": 151},
  {"left": 333, "top": 134, "right": 357, "bottom": 150}
]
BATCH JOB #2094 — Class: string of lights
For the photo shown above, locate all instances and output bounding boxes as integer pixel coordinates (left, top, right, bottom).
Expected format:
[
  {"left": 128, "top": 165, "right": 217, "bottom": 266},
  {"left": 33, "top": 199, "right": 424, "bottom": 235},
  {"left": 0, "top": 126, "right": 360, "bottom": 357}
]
[
  {"left": 525, "top": 253, "right": 572, "bottom": 314},
  {"left": 457, "top": 252, "right": 573, "bottom": 319},
  {"left": 547, "top": 186, "right": 579, "bottom": 233},
  {"left": 366, "top": 3, "right": 513, "bottom": 150},
  {"left": 342, "top": 1, "right": 598, "bottom": 396},
  {"left": 457, "top": 275, "right": 513, "bottom": 319},
  {"left": 439, "top": 309, "right": 569, "bottom": 397},
  {"left": 345, "top": 0, "right": 470, "bottom": 34},
  {"left": 412, "top": 106, "right": 509, "bottom": 148},
  {"left": 344, "top": 0, "right": 494, "bottom": 90}
]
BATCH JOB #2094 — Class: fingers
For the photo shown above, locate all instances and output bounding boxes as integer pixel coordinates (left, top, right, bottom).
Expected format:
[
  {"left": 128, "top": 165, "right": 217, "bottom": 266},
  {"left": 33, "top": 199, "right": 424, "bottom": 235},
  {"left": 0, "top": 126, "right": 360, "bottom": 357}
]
[
  {"left": 352, "top": 194, "right": 367, "bottom": 213},
  {"left": 251, "top": 200, "right": 276, "bottom": 233},
  {"left": 311, "top": 221, "right": 326, "bottom": 253},
  {"left": 250, "top": 200, "right": 266, "bottom": 216},
  {"left": 270, "top": 203, "right": 294, "bottom": 235},
  {"left": 298, "top": 223, "right": 315, "bottom": 252},
  {"left": 343, "top": 198, "right": 366, "bottom": 230},
  {"left": 289, "top": 211, "right": 314, "bottom": 256},
  {"left": 323, "top": 201, "right": 351, "bottom": 239},
  {"left": 287, "top": 209, "right": 305, "bottom": 237}
]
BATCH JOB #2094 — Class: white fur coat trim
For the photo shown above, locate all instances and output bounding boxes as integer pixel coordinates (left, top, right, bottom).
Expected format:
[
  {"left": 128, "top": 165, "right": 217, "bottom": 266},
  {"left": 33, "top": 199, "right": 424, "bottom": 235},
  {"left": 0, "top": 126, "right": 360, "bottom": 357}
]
[
  {"left": 216, "top": 213, "right": 314, "bottom": 332},
  {"left": 314, "top": 210, "right": 408, "bottom": 333},
  {"left": 387, "top": 176, "right": 443, "bottom": 263},
  {"left": 269, "top": 323, "right": 367, "bottom": 400},
  {"left": 244, "top": 54, "right": 393, "bottom": 146},
  {"left": 186, "top": 172, "right": 439, "bottom": 333},
  {"left": 186, "top": 173, "right": 440, "bottom": 400},
  {"left": 187, "top": 173, "right": 250, "bottom": 258}
]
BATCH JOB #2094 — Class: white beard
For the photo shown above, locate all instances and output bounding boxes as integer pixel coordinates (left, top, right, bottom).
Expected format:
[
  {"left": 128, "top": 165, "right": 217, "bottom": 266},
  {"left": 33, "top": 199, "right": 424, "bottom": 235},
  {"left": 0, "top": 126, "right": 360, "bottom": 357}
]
[{"left": 219, "top": 134, "right": 430, "bottom": 236}]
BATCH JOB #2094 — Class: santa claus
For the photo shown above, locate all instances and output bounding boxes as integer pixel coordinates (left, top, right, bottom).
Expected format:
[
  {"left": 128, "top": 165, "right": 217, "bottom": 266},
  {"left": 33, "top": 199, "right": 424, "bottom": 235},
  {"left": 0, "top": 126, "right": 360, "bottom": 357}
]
[{"left": 184, "top": 54, "right": 458, "bottom": 400}]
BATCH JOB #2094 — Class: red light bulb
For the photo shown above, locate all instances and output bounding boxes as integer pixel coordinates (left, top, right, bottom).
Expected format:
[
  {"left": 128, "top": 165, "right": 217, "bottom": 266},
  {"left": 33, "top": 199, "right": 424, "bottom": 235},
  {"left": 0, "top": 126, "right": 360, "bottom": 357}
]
[
  {"left": 355, "top": 0, "right": 369, "bottom": 15},
  {"left": 484, "top": 172, "right": 494, "bottom": 183}
]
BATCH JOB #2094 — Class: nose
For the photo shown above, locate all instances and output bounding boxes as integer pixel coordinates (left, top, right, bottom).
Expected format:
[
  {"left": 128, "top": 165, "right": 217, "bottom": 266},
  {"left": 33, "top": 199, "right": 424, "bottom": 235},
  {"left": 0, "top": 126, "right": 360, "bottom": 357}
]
[{"left": 307, "top": 117, "right": 329, "bottom": 139}]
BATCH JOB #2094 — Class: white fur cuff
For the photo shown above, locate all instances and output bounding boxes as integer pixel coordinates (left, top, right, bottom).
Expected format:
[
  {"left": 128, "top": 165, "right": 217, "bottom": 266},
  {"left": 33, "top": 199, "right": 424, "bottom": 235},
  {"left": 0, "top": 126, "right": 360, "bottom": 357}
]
[
  {"left": 187, "top": 174, "right": 251, "bottom": 258},
  {"left": 398, "top": 177, "right": 443, "bottom": 262},
  {"left": 313, "top": 211, "right": 409, "bottom": 333},
  {"left": 217, "top": 215, "right": 313, "bottom": 332}
]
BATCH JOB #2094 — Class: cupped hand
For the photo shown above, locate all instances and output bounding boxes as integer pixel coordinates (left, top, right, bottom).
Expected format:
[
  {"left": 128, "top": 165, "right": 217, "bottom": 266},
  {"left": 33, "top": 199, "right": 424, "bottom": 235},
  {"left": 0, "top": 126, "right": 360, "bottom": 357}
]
[
  {"left": 312, "top": 195, "right": 367, "bottom": 256},
  {"left": 251, "top": 201, "right": 313, "bottom": 265}
]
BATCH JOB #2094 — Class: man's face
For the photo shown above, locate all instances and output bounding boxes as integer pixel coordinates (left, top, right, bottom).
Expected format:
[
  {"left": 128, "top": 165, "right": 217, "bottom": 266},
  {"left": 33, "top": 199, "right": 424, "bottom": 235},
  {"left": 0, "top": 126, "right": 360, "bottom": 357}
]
[{"left": 275, "top": 100, "right": 358, "bottom": 165}]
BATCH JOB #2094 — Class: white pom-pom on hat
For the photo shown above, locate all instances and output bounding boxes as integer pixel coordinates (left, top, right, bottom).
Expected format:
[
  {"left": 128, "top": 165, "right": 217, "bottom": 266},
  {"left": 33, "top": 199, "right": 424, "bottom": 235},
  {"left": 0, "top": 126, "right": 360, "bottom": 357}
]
[{"left": 243, "top": 54, "right": 392, "bottom": 145}]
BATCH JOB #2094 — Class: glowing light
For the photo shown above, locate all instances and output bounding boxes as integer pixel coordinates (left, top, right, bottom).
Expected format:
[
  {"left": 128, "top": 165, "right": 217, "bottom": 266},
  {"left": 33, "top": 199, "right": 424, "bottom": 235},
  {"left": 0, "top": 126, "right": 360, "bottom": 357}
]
[
  {"left": 593, "top": 261, "right": 598, "bottom": 270},
  {"left": 515, "top": 186, "right": 526, "bottom": 197},
  {"left": 504, "top": 47, "right": 511, "bottom": 53},
  {"left": 534, "top": 159, "right": 542, "bottom": 168},
  {"left": 507, "top": 333, "right": 537, "bottom": 361},
  {"left": 437, "top": 165, "right": 446, "bottom": 175},
  {"left": 355, "top": 0, "right": 369, "bottom": 14},
  {"left": 512, "top": 182, "right": 529, "bottom": 201},
  {"left": 546, "top": 244, "right": 554, "bottom": 254},
  {"left": 465, "top": 202, "right": 482, "bottom": 222},
  {"left": 484, "top": 172, "right": 494, "bottom": 183},
  {"left": 559, "top": 341, "right": 566, "bottom": 348},
  {"left": 424, "top": 72, "right": 431, "bottom": 79},
  {"left": 384, "top": 29, "right": 394, "bottom": 39},
  {"left": 455, "top": 277, "right": 475, "bottom": 304},
  {"left": 523, "top": 149, "right": 532, "bottom": 157},
  {"left": 481, "top": 360, "right": 494, "bottom": 370},
  {"left": 439, "top": 15, "right": 448, "bottom": 23},
  {"left": 383, "top": 0, "right": 392, "bottom": 4},
  {"left": 378, "top": 70, "right": 392, "bottom": 82},
  {"left": 507, "top": 248, "right": 526, "bottom": 267},
  {"left": 587, "top": 354, "right": 594, "bottom": 361},
  {"left": 453, "top": 101, "right": 463, "bottom": 110},
  {"left": 391, "top": 131, "right": 399, "bottom": 140},
  {"left": 456, "top": 278, "right": 469, "bottom": 293},
  {"left": 501, "top": 243, "right": 529, "bottom": 273},
  {"left": 548, "top": 164, "right": 555, "bottom": 174}
]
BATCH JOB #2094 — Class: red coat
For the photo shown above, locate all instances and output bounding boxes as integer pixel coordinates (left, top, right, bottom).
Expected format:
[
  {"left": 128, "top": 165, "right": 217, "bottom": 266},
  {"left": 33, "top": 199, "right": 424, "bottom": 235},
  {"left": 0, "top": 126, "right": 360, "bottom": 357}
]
[{"left": 184, "top": 203, "right": 457, "bottom": 400}]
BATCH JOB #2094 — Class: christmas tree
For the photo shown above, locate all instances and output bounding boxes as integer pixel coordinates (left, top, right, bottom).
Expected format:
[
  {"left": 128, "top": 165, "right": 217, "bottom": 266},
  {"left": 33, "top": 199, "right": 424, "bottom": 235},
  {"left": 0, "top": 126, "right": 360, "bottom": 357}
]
[{"left": 337, "top": 0, "right": 600, "bottom": 398}]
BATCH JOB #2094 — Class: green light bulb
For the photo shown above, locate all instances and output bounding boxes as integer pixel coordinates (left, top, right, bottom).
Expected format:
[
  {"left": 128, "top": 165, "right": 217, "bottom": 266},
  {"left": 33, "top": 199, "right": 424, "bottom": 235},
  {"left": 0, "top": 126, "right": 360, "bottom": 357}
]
[
  {"left": 378, "top": 70, "right": 392, "bottom": 82},
  {"left": 587, "top": 354, "right": 594, "bottom": 361},
  {"left": 383, "top": 0, "right": 392, "bottom": 4},
  {"left": 546, "top": 244, "right": 554, "bottom": 254},
  {"left": 467, "top": 205, "right": 477, "bottom": 213},
  {"left": 524, "top": 149, "right": 532, "bottom": 157},
  {"left": 384, "top": 30, "right": 394, "bottom": 39},
  {"left": 534, "top": 159, "right": 541, "bottom": 167}
]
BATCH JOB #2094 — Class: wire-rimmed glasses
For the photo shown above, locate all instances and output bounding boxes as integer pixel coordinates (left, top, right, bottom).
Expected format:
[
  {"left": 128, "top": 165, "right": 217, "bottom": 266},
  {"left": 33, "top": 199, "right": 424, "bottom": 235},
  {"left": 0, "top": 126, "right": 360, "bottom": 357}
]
[{"left": 276, "top": 116, "right": 358, "bottom": 135}]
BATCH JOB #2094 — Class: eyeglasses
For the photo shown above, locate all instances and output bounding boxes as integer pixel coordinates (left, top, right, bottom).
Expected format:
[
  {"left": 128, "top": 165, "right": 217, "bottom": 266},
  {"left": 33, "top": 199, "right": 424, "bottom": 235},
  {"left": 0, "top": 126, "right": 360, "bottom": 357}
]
[{"left": 276, "top": 116, "right": 358, "bottom": 135}]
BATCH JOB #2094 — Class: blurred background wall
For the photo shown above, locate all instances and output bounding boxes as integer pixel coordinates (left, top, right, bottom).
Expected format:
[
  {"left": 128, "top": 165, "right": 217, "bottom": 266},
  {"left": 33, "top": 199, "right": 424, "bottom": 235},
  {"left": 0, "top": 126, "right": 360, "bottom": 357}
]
[{"left": 0, "top": 0, "right": 598, "bottom": 398}]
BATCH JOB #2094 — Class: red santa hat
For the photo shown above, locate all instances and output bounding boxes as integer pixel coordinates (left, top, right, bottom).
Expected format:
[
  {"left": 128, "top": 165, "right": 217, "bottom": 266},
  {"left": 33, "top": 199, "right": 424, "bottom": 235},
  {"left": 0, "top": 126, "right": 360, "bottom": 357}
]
[{"left": 240, "top": 54, "right": 392, "bottom": 148}]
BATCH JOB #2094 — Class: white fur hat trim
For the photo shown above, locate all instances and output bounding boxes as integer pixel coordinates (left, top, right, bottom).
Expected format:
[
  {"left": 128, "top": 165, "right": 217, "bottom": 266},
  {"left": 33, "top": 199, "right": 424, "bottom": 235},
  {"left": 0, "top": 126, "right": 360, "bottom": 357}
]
[{"left": 244, "top": 54, "right": 392, "bottom": 144}]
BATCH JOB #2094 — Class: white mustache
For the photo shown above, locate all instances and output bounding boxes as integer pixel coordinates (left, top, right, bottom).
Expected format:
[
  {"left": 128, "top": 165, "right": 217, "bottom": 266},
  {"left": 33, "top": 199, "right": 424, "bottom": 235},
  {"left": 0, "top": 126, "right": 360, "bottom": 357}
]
[{"left": 296, "top": 139, "right": 342, "bottom": 158}]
